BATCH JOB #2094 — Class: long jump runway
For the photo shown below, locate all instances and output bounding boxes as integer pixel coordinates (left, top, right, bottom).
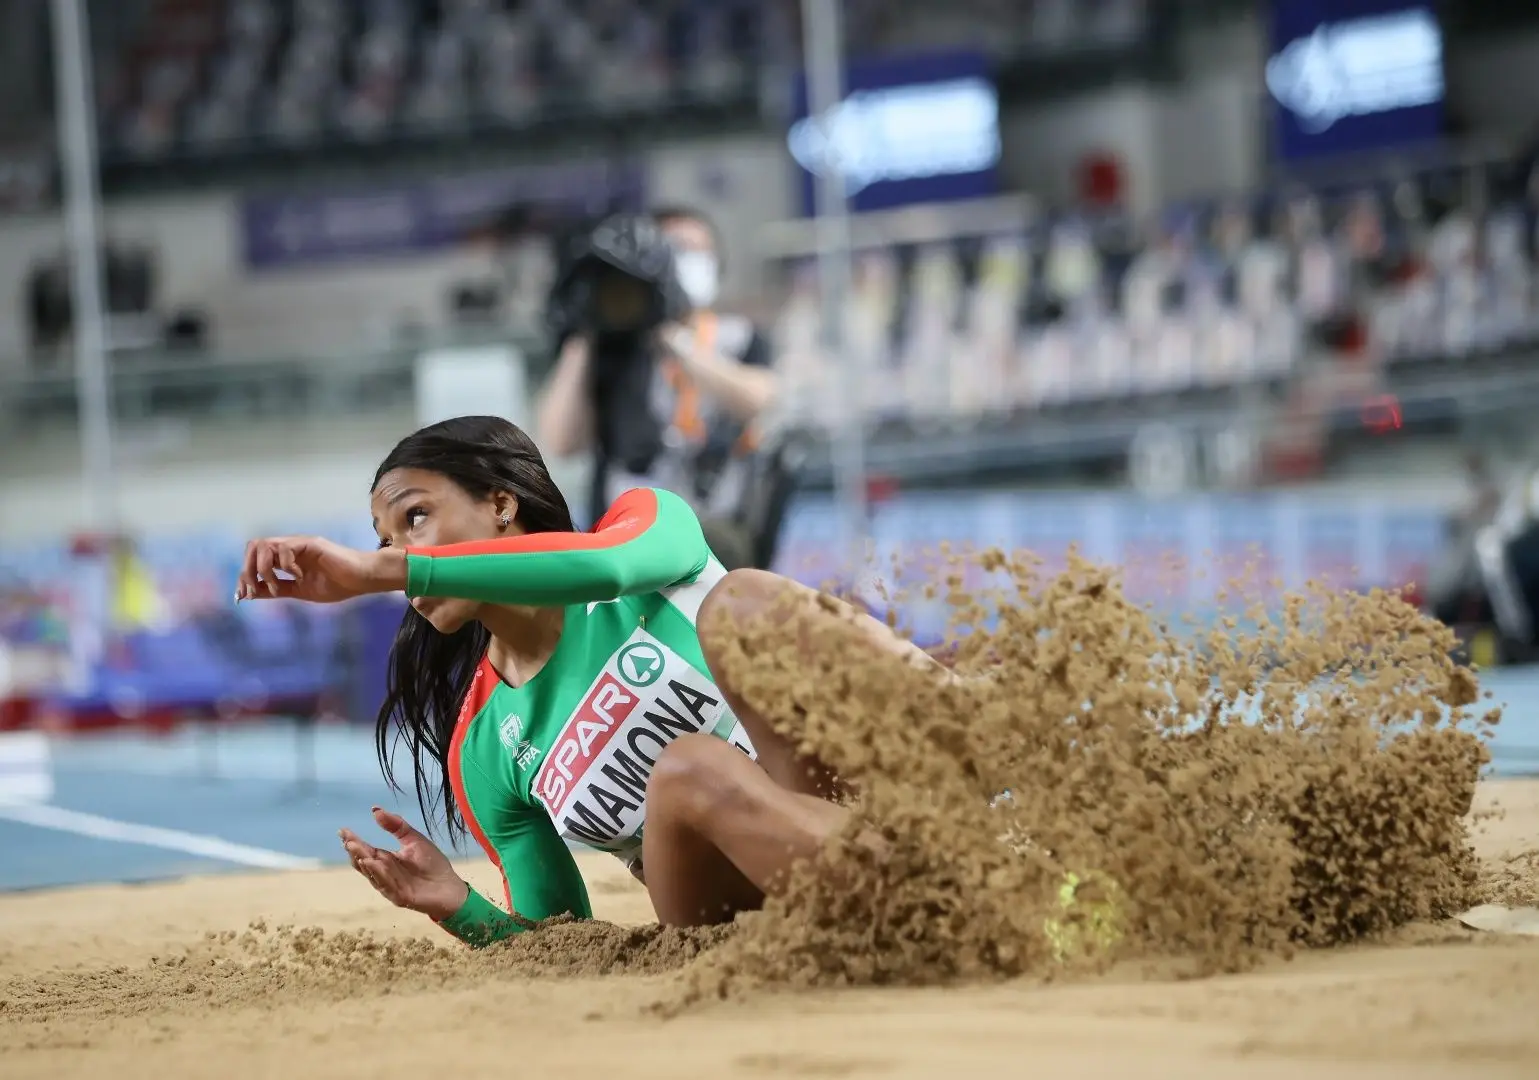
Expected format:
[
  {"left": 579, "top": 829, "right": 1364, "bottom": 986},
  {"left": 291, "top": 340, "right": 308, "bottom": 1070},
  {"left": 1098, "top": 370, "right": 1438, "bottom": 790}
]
[{"left": 0, "top": 723, "right": 436, "bottom": 892}]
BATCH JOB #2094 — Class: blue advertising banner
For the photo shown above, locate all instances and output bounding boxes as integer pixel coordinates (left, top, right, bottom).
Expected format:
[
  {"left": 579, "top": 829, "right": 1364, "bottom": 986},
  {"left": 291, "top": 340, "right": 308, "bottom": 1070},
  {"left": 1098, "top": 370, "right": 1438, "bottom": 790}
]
[
  {"left": 241, "top": 159, "right": 647, "bottom": 270},
  {"left": 1267, "top": 1, "right": 1445, "bottom": 162},
  {"left": 788, "top": 49, "right": 1001, "bottom": 215}
]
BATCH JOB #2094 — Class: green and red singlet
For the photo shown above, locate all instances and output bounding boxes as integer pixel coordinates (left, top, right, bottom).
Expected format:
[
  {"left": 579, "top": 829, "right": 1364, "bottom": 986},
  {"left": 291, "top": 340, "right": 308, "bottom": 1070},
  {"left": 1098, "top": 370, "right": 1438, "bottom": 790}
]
[{"left": 405, "top": 488, "right": 756, "bottom": 946}]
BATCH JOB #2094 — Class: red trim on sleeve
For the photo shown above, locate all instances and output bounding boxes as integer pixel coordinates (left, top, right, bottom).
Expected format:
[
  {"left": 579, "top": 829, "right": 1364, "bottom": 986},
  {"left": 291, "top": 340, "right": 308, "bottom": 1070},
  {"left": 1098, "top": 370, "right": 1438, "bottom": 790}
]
[
  {"left": 408, "top": 488, "right": 660, "bottom": 561},
  {"left": 447, "top": 655, "right": 513, "bottom": 912}
]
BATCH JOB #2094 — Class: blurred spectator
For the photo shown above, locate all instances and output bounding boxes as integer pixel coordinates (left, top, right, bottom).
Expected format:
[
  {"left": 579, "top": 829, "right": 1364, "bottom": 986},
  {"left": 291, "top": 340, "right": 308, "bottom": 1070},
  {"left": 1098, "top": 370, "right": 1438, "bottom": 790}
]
[
  {"left": 477, "top": 8, "right": 542, "bottom": 123},
  {"left": 1209, "top": 200, "right": 1253, "bottom": 304},
  {"left": 109, "top": 537, "right": 171, "bottom": 635},
  {"left": 1287, "top": 194, "right": 1345, "bottom": 326},
  {"left": 586, "top": 1, "right": 671, "bottom": 110},
  {"left": 679, "top": 5, "right": 747, "bottom": 103},
  {"left": 403, "top": 24, "right": 470, "bottom": 130},
  {"left": 1231, "top": 209, "right": 1288, "bottom": 325},
  {"left": 1464, "top": 451, "right": 1505, "bottom": 530},
  {"left": 121, "top": 58, "right": 194, "bottom": 157},
  {"left": 766, "top": 133, "right": 1539, "bottom": 428},
  {"left": 1121, "top": 217, "right": 1187, "bottom": 333},
  {"left": 538, "top": 206, "right": 778, "bottom": 565},
  {"left": 1485, "top": 197, "right": 1532, "bottom": 341},
  {"left": 1429, "top": 451, "right": 1507, "bottom": 636},
  {"left": 337, "top": 4, "right": 411, "bottom": 139},
  {"left": 99, "top": 0, "right": 1160, "bottom": 158},
  {"left": 112, "top": 0, "right": 770, "bottom": 147},
  {"left": 1037, "top": 219, "right": 1104, "bottom": 324}
]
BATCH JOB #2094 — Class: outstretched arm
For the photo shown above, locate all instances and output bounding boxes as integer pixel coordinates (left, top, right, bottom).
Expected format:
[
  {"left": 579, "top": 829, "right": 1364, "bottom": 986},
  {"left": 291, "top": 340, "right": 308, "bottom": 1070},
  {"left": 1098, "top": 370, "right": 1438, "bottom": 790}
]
[
  {"left": 405, "top": 487, "right": 711, "bottom": 608},
  {"left": 235, "top": 488, "right": 710, "bottom": 607}
]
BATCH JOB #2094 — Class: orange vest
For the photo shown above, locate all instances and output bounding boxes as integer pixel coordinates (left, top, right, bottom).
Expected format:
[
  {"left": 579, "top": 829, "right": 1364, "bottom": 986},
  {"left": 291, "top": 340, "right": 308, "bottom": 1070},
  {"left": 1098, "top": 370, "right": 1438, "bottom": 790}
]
[{"left": 661, "top": 311, "right": 759, "bottom": 454}]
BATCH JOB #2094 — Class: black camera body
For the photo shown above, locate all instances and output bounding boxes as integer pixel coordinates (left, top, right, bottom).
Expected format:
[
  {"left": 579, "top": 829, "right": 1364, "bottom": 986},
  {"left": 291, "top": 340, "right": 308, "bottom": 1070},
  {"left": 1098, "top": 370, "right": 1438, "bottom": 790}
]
[{"left": 547, "top": 212, "right": 691, "bottom": 346}]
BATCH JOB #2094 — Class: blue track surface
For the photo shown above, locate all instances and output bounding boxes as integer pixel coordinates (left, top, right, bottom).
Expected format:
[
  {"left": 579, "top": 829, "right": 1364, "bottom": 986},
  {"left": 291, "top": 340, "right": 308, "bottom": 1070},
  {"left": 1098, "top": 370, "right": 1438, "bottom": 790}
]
[
  {"left": 0, "top": 724, "right": 464, "bottom": 892},
  {"left": 3, "top": 669, "right": 1537, "bottom": 894}
]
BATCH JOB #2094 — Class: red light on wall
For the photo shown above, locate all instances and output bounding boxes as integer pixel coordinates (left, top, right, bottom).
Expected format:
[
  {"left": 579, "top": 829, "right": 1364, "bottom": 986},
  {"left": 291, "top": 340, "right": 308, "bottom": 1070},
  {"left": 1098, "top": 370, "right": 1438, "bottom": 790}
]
[
  {"left": 864, "top": 475, "right": 899, "bottom": 504},
  {"left": 1361, "top": 395, "right": 1402, "bottom": 435},
  {"left": 1078, "top": 151, "right": 1125, "bottom": 209}
]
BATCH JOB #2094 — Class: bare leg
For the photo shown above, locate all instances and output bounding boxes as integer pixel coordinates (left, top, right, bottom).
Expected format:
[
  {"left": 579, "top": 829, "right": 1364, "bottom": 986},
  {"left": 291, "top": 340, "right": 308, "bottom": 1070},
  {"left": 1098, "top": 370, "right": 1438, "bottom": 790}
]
[
  {"left": 696, "top": 568, "right": 953, "bottom": 799},
  {"left": 645, "top": 570, "right": 945, "bottom": 925},
  {"left": 642, "top": 733, "right": 847, "bottom": 926}
]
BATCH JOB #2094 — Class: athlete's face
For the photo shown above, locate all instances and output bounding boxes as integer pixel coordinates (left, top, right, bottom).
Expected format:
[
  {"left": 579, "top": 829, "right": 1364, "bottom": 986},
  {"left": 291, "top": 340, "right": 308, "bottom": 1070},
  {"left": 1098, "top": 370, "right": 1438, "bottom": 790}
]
[{"left": 370, "top": 466, "right": 520, "bottom": 634}]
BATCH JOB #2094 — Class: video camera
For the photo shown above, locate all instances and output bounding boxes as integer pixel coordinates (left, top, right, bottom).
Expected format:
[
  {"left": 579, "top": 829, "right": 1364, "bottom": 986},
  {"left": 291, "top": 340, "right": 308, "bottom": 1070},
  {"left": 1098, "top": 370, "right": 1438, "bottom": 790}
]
[{"left": 546, "top": 212, "right": 691, "bottom": 348}]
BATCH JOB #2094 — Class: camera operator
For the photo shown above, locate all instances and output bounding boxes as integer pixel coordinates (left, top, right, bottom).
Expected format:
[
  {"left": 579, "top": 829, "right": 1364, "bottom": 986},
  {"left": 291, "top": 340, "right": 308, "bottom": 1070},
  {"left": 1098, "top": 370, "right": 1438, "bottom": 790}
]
[{"left": 537, "top": 206, "right": 779, "bottom": 569}]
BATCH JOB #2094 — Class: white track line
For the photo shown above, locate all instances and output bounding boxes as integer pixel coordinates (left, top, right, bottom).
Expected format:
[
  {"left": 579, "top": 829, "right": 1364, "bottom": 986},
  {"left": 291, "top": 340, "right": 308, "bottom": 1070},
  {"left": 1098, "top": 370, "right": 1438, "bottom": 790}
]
[
  {"left": 57, "top": 762, "right": 388, "bottom": 786},
  {"left": 0, "top": 803, "right": 321, "bottom": 871}
]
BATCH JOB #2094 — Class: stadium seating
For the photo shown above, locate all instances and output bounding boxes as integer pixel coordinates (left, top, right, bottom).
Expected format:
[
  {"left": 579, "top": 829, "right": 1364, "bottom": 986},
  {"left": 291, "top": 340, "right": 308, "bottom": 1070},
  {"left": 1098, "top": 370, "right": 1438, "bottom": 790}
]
[
  {"left": 108, "top": 0, "right": 788, "bottom": 155},
  {"left": 4, "top": 152, "right": 1531, "bottom": 446},
  {"left": 17, "top": 0, "right": 1534, "bottom": 437},
  {"left": 771, "top": 156, "right": 1539, "bottom": 424},
  {"left": 103, "top": 0, "right": 1154, "bottom": 157}
]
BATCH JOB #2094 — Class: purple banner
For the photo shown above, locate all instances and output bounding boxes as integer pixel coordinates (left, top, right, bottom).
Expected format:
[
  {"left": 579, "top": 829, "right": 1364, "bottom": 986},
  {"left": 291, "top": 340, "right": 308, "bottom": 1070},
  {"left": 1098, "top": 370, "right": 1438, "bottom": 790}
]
[{"left": 241, "top": 159, "right": 647, "bottom": 270}]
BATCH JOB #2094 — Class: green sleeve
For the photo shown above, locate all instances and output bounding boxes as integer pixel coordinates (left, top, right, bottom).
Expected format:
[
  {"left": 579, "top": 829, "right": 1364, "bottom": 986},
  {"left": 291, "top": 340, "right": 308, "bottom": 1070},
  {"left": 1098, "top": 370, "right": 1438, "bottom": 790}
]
[
  {"left": 406, "top": 487, "right": 710, "bottom": 607},
  {"left": 438, "top": 886, "right": 529, "bottom": 948},
  {"left": 438, "top": 764, "right": 593, "bottom": 949}
]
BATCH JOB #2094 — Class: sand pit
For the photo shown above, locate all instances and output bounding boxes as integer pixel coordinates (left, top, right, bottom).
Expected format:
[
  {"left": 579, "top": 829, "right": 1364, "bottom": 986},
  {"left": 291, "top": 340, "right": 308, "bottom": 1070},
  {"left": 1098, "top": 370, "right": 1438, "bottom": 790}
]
[
  {"left": 0, "top": 786, "right": 1536, "bottom": 1080},
  {"left": 5, "top": 560, "right": 1539, "bottom": 1077}
]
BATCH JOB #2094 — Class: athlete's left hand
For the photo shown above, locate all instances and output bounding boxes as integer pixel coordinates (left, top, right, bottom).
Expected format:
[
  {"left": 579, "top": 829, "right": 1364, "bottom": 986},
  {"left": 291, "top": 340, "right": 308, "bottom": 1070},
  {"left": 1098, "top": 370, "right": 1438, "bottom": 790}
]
[
  {"left": 235, "top": 536, "right": 405, "bottom": 603},
  {"left": 339, "top": 807, "right": 469, "bottom": 922}
]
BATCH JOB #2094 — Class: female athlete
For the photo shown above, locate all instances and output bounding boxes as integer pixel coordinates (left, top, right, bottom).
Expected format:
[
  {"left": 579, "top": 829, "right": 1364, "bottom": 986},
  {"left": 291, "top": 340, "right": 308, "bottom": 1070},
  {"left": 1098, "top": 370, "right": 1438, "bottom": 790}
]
[{"left": 234, "top": 415, "right": 946, "bottom": 946}]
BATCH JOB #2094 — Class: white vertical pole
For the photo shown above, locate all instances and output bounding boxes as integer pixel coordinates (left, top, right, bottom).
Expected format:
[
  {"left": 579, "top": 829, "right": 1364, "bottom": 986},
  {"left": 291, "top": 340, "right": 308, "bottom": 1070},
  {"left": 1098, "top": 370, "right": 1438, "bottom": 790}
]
[
  {"left": 800, "top": 0, "right": 869, "bottom": 585},
  {"left": 50, "top": 0, "right": 118, "bottom": 531}
]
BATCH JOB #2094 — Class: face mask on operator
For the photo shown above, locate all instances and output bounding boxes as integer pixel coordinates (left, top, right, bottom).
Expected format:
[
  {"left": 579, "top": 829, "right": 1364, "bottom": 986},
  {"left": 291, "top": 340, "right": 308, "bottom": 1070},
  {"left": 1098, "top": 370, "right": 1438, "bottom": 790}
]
[{"left": 673, "top": 250, "right": 720, "bottom": 310}]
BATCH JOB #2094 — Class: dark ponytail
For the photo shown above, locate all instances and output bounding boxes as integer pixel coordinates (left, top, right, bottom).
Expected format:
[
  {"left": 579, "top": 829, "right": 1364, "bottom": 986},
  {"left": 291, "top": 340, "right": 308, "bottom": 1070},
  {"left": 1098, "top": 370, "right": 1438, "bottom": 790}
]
[{"left": 371, "top": 416, "right": 576, "bottom": 843}]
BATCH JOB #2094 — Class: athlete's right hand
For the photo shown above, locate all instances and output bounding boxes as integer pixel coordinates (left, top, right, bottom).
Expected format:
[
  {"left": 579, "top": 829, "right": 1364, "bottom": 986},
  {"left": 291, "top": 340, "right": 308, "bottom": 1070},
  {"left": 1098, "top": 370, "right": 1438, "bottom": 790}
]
[
  {"left": 235, "top": 537, "right": 406, "bottom": 603},
  {"left": 339, "top": 807, "right": 470, "bottom": 922}
]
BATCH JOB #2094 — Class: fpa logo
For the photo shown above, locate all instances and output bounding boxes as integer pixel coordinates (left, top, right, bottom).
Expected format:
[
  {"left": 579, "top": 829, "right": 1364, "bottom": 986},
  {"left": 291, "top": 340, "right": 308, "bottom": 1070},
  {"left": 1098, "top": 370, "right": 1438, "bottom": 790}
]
[
  {"left": 616, "top": 641, "right": 665, "bottom": 688},
  {"left": 498, "top": 713, "right": 524, "bottom": 749}
]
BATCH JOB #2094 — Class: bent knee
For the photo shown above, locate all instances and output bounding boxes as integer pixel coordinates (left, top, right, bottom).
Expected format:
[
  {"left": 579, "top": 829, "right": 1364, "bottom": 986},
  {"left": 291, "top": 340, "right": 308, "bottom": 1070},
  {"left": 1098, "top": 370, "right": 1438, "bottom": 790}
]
[
  {"left": 698, "top": 568, "right": 804, "bottom": 650},
  {"left": 699, "top": 568, "right": 780, "bottom": 628},
  {"left": 648, "top": 733, "right": 756, "bottom": 827}
]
